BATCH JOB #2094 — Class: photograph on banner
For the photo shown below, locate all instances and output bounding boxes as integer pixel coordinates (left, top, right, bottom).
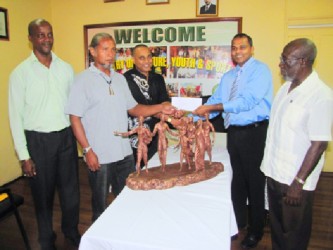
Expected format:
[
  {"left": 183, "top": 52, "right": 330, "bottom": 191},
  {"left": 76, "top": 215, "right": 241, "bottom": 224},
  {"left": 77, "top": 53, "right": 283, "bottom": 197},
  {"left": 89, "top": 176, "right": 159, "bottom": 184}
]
[
  {"left": 166, "top": 82, "right": 178, "bottom": 97},
  {"left": 113, "top": 46, "right": 167, "bottom": 76},
  {"left": 168, "top": 45, "right": 233, "bottom": 96},
  {"left": 179, "top": 82, "right": 202, "bottom": 97}
]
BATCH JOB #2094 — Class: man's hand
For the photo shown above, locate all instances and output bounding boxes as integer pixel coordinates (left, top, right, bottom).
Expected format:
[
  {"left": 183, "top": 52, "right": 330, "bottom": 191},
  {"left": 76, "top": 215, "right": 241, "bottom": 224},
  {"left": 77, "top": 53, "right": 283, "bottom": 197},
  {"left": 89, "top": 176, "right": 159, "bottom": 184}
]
[
  {"left": 84, "top": 150, "right": 100, "bottom": 172},
  {"left": 161, "top": 103, "right": 177, "bottom": 115},
  {"left": 193, "top": 105, "right": 212, "bottom": 117},
  {"left": 284, "top": 180, "right": 303, "bottom": 206},
  {"left": 21, "top": 159, "right": 36, "bottom": 177}
]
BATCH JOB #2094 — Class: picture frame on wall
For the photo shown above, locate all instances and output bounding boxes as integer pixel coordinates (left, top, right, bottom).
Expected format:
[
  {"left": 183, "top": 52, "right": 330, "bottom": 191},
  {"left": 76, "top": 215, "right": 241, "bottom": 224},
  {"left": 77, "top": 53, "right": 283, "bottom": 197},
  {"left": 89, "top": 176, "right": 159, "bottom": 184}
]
[
  {"left": 196, "top": 0, "right": 218, "bottom": 17},
  {"left": 0, "top": 7, "right": 9, "bottom": 40},
  {"left": 146, "top": 0, "right": 169, "bottom": 5}
]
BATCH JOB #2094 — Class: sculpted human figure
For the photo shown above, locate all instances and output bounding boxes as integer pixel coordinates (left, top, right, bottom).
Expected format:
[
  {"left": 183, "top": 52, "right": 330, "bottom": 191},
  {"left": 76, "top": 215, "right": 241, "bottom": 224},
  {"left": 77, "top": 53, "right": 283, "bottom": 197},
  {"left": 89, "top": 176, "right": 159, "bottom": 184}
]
[
  {"left": 194, "top": 119, "right": 206, "bottom": 171},
  {"left": 152, "top": 114, "right": 178, "bottom": 172},
  {"left": 185, "top": 116, "right": 196, "bottom": 158},
  {"left": 114, "top": 116, "right": 152, "bottom": 175},
  {"left": 203, "top": 113, "right": 216, "bottom": 164},
  {"left": 175, "top": 117, "right": 193, "bottom": 171}
]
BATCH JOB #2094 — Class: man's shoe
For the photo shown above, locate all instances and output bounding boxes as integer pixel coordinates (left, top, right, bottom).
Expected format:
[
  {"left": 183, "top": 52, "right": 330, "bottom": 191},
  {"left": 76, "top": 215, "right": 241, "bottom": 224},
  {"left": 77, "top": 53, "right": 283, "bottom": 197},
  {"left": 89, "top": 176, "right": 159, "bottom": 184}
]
[
  {"left": 65, "top": 233, "right": 81, "bottom": 247},
  {"left": 241, "top": 234, "right": 262, "bottom": 249}
]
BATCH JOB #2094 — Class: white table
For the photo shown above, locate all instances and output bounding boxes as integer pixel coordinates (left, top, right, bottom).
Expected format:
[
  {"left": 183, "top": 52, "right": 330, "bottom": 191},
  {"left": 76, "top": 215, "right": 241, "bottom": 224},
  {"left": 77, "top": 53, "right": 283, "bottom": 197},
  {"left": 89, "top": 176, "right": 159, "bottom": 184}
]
[{"left": 80, "top": 133, "right": 238, "bottom": 250}]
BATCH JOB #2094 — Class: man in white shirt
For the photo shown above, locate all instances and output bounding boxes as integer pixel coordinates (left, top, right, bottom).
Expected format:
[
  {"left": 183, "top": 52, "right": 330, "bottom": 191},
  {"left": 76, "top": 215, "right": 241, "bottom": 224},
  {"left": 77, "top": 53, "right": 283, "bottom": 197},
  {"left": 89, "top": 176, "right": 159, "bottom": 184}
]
[{"left": 261, "top": 38, "right": 333, "bottom": 250}]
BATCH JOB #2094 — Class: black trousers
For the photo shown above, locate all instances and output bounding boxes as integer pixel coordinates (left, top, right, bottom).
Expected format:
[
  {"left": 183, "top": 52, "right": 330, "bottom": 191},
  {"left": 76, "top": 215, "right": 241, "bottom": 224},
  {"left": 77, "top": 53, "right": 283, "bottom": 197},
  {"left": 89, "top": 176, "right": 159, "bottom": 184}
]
[
  {"left": 227, "top": 121, "right": 268, "bottom": 236},
  {"left": 25, "top": 127, "right": 80, "bottom": 247},
  {"left": 267, "top": 178, "right": 314, "bottom": 250}
]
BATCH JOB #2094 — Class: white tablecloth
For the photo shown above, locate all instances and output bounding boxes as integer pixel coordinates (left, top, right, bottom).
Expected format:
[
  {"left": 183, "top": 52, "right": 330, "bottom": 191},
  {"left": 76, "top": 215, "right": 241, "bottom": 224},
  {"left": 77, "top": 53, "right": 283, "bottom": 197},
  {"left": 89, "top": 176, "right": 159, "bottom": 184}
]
[{"left": 80, "top": 133, "right": 238, "bottom": 250}]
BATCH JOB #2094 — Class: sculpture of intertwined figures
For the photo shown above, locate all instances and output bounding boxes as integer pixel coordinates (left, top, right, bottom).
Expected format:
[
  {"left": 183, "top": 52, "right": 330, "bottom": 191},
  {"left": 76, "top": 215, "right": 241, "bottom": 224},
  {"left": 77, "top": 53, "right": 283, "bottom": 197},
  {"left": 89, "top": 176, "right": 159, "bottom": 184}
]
[{"left": 115, "top": 111, "right": 215, "bottom": 175}]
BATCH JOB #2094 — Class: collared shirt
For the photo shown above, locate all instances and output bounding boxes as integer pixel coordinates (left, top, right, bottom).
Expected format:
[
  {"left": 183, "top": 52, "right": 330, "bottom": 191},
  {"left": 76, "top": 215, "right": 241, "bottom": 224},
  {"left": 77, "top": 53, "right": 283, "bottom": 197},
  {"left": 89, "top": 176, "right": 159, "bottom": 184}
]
[
  {"left": 65, "top": 64, "right": 137, "bottom": 164},
  {"left": 8, "top": 52, "right": 74, "bottom": 160},
  {"left": 261, "top": 71, "right": 333, "bottom": 190},
  {"left": 206, "top": 57, "right": 273, "bottom": 126},
  {"left": 124, "top": 67, "right": 170, "bottom": 149}
]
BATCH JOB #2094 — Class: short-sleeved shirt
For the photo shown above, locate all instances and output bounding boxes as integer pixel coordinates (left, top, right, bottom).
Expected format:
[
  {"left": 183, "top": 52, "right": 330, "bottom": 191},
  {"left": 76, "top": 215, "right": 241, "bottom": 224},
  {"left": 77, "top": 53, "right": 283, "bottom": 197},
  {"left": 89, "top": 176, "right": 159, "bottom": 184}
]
[
  {"left": 124, "top": 68, "right": 170, "bottom": 149},
  {"left": 65, "top": 64, "right": 137, "bottom": 164},
  {"left": 261, "top": 71, "right": 333, "bottom": 190}
]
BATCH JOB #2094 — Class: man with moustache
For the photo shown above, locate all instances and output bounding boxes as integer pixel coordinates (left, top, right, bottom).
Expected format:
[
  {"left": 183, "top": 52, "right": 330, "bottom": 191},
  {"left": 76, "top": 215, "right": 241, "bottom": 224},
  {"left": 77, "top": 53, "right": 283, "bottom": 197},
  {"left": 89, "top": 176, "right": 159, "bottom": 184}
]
[
  {"left": 193, "top": 33, "right": 273, "bottom": 248},
  {"left": 261, "top": 38, "right": 333, "bottom": 250},
  {"left": 65, "top": 34, "right": 174, "bottom": 221}
]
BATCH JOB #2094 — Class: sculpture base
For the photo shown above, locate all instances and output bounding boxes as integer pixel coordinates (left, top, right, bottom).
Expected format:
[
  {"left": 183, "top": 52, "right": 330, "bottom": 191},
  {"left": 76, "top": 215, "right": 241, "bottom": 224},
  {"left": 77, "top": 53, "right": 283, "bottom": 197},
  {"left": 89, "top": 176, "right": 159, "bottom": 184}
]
[{"left": 126, "top": 161, "right": 224, "bottom": 190}]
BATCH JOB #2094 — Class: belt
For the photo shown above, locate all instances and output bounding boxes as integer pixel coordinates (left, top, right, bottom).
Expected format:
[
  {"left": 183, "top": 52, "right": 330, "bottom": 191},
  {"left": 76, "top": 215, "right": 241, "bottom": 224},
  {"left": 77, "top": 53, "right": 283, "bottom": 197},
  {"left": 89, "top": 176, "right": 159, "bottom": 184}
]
[
  {"left": 228, "top": 120, "right": 268, "bottom": 130},
  {"left": 25, "top": 127, "right": 69, "bottom": 134},
  {"left": 49, "top": 127, "right": 69, "bottom": 133}
]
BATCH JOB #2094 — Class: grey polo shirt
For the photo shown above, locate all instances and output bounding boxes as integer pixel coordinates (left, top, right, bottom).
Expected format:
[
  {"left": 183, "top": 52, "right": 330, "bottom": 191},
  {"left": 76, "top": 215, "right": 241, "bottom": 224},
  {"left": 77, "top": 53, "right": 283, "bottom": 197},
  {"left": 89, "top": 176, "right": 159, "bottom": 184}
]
[{"left": 65, "top": 65, "right": 137, "bottom": 164}]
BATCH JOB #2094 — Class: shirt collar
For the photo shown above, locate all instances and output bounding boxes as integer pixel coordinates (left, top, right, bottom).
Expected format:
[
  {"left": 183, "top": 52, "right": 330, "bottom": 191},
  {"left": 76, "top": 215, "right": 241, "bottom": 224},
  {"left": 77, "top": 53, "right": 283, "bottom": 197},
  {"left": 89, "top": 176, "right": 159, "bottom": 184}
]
[
  {"left": 289, "top": 71, "right": 318, "bottom": 94},
  {"left": 89, "top": 62, "right": 115, "bottom": 81},
  {"left": 236, "top": 56, "right": 254, "bottom": 73},
  {"left": 29, "top": 51, "right": 57, "bottom": 64}
]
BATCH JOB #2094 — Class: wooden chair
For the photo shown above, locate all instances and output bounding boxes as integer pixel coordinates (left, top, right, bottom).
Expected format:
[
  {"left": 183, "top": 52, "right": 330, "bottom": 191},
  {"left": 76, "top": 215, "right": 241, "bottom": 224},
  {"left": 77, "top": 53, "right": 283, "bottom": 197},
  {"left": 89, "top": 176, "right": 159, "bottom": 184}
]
[{"left": 0, "top": 187, "right": 31, "bottom": 250}]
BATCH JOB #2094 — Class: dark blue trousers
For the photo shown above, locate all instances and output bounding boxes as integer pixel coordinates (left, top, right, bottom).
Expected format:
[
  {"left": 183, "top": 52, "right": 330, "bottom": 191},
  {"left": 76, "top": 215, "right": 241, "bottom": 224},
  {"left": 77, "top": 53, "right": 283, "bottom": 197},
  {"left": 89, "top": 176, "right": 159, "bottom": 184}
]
[{"left": 88, "top": 154, "right": 135, "bottom": 222}]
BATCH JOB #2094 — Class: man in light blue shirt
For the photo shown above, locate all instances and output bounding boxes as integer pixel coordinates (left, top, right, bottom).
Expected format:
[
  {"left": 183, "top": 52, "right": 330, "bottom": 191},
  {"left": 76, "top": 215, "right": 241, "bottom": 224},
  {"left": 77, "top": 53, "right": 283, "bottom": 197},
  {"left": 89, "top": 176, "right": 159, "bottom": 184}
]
[{"left": 193, "top": 33, "right": 273, "bottom": 248}]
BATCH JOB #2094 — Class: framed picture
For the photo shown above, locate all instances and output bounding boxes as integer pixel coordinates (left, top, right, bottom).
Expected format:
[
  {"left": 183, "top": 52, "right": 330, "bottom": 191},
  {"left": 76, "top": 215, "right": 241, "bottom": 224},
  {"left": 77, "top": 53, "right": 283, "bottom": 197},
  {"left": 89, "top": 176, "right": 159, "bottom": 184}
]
[
  {"left": 0, "top": 7, "right": 9, "bottom": 40},
  {"left": 104, "top": 0, "right": 124, "bottom": 2},
  {"left": 146, "top": 0, "right": 169, "bottom": 5},
  {"left": 196, "top": 0, "right": 218, "bottom": 17}
]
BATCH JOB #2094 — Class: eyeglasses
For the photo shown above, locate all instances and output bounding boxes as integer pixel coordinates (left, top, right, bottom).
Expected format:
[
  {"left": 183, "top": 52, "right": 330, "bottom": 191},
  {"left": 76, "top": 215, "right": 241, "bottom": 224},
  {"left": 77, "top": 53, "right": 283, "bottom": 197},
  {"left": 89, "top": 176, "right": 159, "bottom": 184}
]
[{"left": 279, "top": 56, "right": 303, "bottom": 67}]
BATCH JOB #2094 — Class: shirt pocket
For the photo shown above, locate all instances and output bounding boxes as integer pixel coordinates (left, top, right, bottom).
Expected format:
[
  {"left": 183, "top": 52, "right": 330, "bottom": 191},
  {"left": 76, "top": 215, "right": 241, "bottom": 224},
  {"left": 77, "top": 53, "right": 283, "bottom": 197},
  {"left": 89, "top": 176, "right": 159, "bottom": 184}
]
[{"left": 285, "top": 103, "right": 308, "bottom": 132}]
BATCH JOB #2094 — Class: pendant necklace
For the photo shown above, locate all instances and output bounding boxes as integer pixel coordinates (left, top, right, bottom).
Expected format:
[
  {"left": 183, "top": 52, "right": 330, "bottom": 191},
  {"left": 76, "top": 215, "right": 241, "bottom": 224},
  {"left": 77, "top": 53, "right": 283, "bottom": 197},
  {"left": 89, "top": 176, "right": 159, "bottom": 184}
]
[{"left": 100, "top": 73, "right": 114, "bottom": 95}]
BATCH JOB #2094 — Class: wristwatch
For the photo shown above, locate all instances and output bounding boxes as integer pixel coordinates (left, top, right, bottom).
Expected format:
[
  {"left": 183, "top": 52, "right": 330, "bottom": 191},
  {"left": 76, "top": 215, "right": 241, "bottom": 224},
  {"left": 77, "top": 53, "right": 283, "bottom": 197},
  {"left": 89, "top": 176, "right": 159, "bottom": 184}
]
[
  {"left": 167, "top": 117, "right": 172, "bottom": 123},
  {"left": 83, "top": 146, "right": 92, "bottom": 155}
]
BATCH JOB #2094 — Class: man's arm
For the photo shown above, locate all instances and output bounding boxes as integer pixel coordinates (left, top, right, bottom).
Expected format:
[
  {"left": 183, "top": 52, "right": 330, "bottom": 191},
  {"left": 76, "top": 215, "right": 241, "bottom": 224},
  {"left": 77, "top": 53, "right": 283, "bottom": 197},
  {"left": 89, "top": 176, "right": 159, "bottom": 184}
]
[
  {"left": 70, "top": 115, "right": 100, "bottom": 171},
  {"left": 8, "top": 71, "right": 37, "bottom": 177},
  {"left": 128, "top": 103, "right": 174, "bottom": 117},
  {"left": 284, "top": 140, "right": 328, "bottom": 206},
  {"left": 152, "top": 101, "right": 171, "bottom": 119},
  {"left": 193, "top": 103, "right": 224, "bottom": 117}
]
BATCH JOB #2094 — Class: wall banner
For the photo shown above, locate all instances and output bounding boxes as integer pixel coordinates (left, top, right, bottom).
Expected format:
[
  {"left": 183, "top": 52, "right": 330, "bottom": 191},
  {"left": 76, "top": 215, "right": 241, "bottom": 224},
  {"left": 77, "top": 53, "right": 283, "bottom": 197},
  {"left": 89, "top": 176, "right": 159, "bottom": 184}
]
[{"left": 84, "top": 17, "right": 242, "bottom": 97}]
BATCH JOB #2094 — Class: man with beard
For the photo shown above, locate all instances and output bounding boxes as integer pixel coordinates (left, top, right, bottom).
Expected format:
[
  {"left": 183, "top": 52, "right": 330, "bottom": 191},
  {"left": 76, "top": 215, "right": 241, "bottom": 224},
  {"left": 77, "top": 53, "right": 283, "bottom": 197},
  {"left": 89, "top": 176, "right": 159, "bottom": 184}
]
[
  {"left": 261, "top": 38, "right": 333, "bottom": 250},
  {"left": 66, "top": 34, "right": 174, "bottom": 221}
]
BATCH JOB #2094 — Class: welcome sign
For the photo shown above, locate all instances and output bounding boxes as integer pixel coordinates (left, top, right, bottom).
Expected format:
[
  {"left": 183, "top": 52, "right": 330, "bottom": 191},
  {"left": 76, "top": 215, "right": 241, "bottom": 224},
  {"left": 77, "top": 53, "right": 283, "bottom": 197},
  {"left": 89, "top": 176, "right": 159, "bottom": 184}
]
[{"left": 84, "top": 18, "right": 241, "bottom": 96}]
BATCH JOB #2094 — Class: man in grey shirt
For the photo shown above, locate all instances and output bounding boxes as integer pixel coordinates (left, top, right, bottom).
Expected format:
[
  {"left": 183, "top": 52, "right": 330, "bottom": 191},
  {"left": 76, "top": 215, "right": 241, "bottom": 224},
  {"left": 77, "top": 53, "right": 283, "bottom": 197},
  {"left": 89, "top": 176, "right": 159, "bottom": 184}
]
[{"left": 65, "top": 33, "right": 174, "bottom": 221}]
